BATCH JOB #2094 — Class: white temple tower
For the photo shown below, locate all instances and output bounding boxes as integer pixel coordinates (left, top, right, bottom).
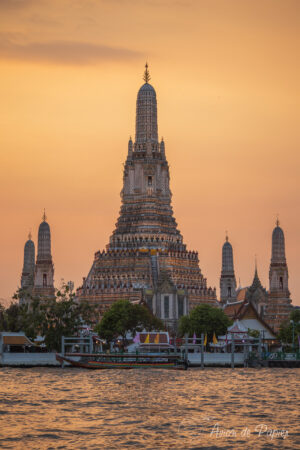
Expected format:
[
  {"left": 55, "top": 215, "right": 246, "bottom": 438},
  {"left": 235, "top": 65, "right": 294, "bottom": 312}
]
[
  {"left": 220, "top": 235, "right": 237, "bottom": 304},
  {"left": 32, "top": 211, "right": 55, "bottom": 298}
]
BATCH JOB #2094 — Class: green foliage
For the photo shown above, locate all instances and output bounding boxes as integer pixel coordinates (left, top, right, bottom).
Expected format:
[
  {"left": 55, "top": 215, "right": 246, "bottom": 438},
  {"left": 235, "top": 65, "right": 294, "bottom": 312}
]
[
  {"left": 247, "top": 328, "right": 260, "bottom": 338},
  {"left": 278, "top": 309, "right": 300, "bottom": 346},
  {"left": 40, "top": 287, "right": 96, "bottom": 351},
  {"left": 2, "top": 285, "right": 96, "bottom": 351},
  {"left": 291, "top": 309, "right": 300, "bottom": 323},
  {"left": 2, "top": 303, "right": 22, "bottom": 332},
  {"left": 179, "top": 304, "right": 232, "bottom": 341},
  {"left": 0, "top": 303, "right": 5, "bottom": 331},
  {"left": 19, "top": 298, "right": 44, "bottom": 340},
  {"left": 95, "top": 299, "right": 164, "bottom": 343}
]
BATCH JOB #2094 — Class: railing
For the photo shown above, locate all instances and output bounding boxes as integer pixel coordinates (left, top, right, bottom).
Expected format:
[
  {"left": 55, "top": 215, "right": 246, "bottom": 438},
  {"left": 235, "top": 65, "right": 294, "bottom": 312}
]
[
  {"left": 59, "top": 334, "right": 284, "bottom": 369},
  {"left": 61, "top": 336, "right": 94, "bottom": 356},
  {"left": 263, "top": 351, "right": 300, "bottom": 361}
]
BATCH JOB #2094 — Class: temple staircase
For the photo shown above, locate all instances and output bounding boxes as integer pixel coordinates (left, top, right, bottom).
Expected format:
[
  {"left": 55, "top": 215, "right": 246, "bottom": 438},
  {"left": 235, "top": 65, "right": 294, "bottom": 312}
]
[{"left": 150, "top": 254, "right": 159, "bottom": 286}]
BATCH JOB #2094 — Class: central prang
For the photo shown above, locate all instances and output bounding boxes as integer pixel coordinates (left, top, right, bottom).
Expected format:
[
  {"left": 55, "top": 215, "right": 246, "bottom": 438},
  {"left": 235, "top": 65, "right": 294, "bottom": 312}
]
[
  {"left": 109, "top": 65, "right": 182, "bottom": 251},
  {"left": 76, "top": 65, "right": 217, "bottom": 330}
]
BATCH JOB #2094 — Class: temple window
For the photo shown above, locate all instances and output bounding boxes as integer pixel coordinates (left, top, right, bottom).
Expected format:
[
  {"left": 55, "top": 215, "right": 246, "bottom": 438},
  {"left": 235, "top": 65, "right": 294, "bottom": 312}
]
[
  {"left": 43, "top": 274, "right": 47, "bottom": 287},
  {"left": 228, "top": 286, "right": 232, "bottom": 297},
  {"left": 178, "top": 297, "right": 184, "bottom": 317},
  {"left": 164, "top": 295, "right": 169, "bottom": 318},
  {"left": 279, "top": 277, "right": 283, "bottom": 289},
  {"left": 146, "top": 297, "right": 153, "bottom": 312}
]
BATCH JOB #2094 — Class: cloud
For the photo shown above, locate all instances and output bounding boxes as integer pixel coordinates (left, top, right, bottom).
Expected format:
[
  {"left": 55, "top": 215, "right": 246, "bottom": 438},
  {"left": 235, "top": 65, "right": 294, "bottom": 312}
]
[{"left": 0, "top": 35, "right": 141, "bottom": 65}]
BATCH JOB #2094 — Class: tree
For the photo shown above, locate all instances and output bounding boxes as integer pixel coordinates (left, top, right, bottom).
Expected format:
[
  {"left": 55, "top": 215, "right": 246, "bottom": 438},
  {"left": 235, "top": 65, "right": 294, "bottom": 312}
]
[
  {"left": 38, "top": 285, "right": 96, "bottom": 351},
  {"left": 6, "top": 284, "right": 96, "bottom": 351},
  {"left": 247, "top": 328, "right": 260, "bottom": 338},
  {"left": 179, "top": 304, "right": 232, "bottom": 341},
  {"left": 278, "top": 309, "right": 300, "bottom": 347},
  {"left": 3, "top": 302, "right": 23, "bottom": 332},
  {"left": 95, "top": 299, "right": 164, "bottom": 343},
  {"left": 0, "top": 299, "right": 41, "bottom": 338},
  {"left": 0, "top": 302, "right": 7, "bottom": 331}
]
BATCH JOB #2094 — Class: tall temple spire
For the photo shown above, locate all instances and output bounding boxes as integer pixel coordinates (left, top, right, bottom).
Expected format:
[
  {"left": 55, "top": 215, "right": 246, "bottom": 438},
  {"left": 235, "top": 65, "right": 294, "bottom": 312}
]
[
  {"left": 37, "top": 215, "right": 52, "bottom": 262},
  {"left": 135, "top": 64, "right": 158, "bottom": 145},
  {"left": 269, "top": 220, "right": 288, "bottom": 289},
  {"left": 143, "top": 62, "right": 151, "bottom": 83},
  {"left": 160, "top": 137, "right": 165, "bottom": 159},
  {"left": 271, "top": 219, "right": 286, "bottom": 264},
  {"left": 222, "top": 234, "right": 234, "bottom": 272},
  {"left": 267, "top": 219, "right": 292, "bottom": 331},
  {"left": 20, "top": 232, "right": 35, "bottom": 295},
  {"left": 127, "top": 136, "right": 133, "bottom": 159},
  {"left": 33, "top": 214, "right": 55, "bottom": 297},
  {"left": 244, "top": 259, "right": 268, "bottom": 319},
  {"left": 220, "top": 235, "right": 237, "bottom": 304},
  {"left": 77, "top": 65, "right": 217, "bottom": 331},
  {"left": 251, "top": 257, "right": 263, "bottom": 291},
  {"left": 110, "top": 66, "right": 180, "bottom": 249}
]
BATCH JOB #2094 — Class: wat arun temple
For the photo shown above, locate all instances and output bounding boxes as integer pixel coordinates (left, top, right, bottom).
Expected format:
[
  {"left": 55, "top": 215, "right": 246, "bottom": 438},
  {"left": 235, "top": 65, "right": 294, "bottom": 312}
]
[
  {"left": 19, "top": 65, "right": 293, "bottom": 333},
  {"left": 76, "top": 65, "right": 218, "bottom": 328}
]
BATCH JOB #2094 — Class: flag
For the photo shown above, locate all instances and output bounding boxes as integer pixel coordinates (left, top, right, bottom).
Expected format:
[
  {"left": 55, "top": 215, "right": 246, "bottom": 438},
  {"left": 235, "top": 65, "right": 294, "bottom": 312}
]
[
  {"left": 204, "top": 334, "right": 207, "bottom": 346},
  {"left": 154, "top": 333, "right": 159, "bottom": 344},
  {"left": 193, "top": 332, "right": 196, "bottom": 344},
  {"left": 213, "top": 332, "right": 218, "bottom": 345},
  {"left": 144, "top": 334, "right": 150, "bottom": 344},
  {"left": 133, "top": 333, "right": 140, "bottom": 344}
]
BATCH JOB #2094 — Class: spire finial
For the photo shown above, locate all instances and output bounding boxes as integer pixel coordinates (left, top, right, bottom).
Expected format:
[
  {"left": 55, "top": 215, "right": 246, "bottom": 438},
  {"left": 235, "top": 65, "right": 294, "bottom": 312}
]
[
  {"left": 255, "top": 254, "right": 258, "bottom": 274},
  {"left": 143, "top": 62, "right": 150, "bottom": 83},
  {"left": 225, "top": 230, "right": 228, "bottom": 242},
  {"left": 28, "top": 230, "right": 32, "bottom": 240},
  {"left": 42, "top": 209, "right": 47, "bottom": 222},
  {"left": 276, "top": 214, "right": 280, "bottom": 227}
]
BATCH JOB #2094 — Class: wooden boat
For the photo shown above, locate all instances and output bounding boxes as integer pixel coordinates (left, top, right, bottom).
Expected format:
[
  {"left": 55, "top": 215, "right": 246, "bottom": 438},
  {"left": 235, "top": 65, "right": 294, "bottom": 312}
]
[{"left": 56, "top": 353, "right": 188, "bottom": 370}]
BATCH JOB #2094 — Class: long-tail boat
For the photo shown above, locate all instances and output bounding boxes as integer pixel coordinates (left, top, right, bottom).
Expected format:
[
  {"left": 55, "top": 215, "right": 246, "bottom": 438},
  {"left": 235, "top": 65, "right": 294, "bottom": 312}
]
[{"left": 56, "top": 353, "right": 188, "bottom": 370}]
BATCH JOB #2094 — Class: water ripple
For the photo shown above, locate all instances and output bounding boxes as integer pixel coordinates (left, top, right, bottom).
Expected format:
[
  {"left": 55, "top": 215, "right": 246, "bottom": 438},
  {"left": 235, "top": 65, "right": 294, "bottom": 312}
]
[{"left": 0, "top": 367, "right": 299, "bottom": 449}]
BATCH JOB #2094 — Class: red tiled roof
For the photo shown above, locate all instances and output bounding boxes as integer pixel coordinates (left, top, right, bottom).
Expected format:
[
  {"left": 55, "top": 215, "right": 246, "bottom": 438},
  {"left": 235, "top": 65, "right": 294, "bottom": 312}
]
[
  {"left": 236, "top": 287, "right": 247, "bottom": 301},
  {"left": 224, "top": 300, "right": 277, "bottom": 337},
  {"left": 223, "top": 301, "right": 244, "bottom": 319}
]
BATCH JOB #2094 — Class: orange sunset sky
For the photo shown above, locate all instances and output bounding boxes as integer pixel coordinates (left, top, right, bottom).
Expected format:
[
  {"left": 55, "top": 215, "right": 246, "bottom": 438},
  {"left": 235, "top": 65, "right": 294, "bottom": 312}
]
[{"left": 0, "top": 0, "right": 299, "bottom": 306}]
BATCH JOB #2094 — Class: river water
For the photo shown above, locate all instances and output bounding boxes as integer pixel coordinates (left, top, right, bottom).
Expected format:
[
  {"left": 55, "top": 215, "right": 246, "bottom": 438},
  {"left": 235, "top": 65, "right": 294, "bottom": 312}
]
[{"left": 0, "top": 367, "right": 299, "bottom": 449}]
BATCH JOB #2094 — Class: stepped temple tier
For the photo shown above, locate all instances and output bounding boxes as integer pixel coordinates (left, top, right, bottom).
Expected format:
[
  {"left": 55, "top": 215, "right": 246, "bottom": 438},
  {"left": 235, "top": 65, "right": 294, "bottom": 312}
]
[{"left": 76, "top": 65, "right": 217, "bottom": 329}]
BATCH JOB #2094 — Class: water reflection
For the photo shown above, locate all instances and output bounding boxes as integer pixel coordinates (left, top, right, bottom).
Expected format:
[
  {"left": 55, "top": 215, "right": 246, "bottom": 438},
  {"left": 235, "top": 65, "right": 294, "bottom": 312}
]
[{"left": 0, "top": 368, "right": 299, "bottom": 449}]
